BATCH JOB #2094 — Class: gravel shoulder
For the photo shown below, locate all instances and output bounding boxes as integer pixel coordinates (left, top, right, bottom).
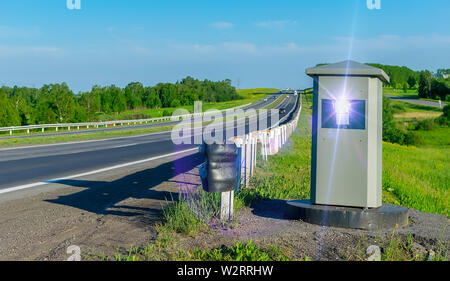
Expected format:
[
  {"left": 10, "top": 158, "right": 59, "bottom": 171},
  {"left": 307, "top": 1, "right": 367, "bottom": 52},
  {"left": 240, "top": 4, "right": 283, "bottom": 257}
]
[
  {"left": 0, "top": 150, "right": 203, "bottom": 261},
  {"left": 175, "top": 200, "right": 449, "bottom": 261}
]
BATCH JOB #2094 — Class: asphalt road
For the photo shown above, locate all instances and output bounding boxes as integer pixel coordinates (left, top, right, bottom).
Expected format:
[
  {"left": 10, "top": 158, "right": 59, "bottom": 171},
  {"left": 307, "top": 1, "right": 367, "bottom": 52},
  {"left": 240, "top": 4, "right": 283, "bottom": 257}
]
[
  {"left": 385, "top": 95, "right": 447, "bottom": 108},
  {"left": 0, "top": 94, "right": 298, "bottom": 192}
]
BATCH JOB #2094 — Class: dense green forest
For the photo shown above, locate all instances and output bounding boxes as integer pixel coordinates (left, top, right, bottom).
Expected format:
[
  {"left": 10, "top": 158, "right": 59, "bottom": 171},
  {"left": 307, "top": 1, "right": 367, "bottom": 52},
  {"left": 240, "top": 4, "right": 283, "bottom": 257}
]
[{"left": 0, "top": 77, "right": 239, "bottom": 127}]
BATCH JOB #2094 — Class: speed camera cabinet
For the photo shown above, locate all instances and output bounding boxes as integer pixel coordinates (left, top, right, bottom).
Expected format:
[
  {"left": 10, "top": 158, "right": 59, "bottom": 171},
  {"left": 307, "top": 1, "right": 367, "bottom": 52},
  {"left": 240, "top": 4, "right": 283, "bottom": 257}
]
[{"left": 306, "top": 61, "right": 390, "bottom": 208}]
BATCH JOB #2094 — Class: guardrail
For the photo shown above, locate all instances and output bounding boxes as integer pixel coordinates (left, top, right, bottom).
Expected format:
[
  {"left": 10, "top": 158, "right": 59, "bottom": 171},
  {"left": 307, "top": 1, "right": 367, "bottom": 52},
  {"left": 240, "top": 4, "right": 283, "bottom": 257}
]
[
  {"left": 0, "top": 102, "right": 259, "bottom": 136},
  {"left": 218, "top": 94, "right": 302, "bottom": 220},
  {"left": 0, "top": 95, "right": 287, "bottom": 137},
  {"left": 234, "top": 94, "right": 301, "bottom": 188}
]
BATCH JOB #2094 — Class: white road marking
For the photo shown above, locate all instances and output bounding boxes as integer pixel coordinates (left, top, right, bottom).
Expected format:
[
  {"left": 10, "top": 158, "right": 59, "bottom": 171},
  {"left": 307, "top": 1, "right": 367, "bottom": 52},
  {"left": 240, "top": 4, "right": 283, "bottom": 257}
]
[
  {"left": 0, "top": 130, "right": 171, "bottom": 152},
  {"left": 111, "top": 143, "right": 141, "bottom": 149},
  {"left": 0, "top": 147, "right": 198, "bottom": 195}
]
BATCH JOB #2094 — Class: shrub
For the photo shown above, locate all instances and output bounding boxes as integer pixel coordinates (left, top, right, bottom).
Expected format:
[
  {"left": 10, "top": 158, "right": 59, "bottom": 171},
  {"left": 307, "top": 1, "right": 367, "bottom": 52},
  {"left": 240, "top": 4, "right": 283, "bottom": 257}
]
[
  {"left": 414, "top": 118, "right": 438, "bottom": 131},
  {"left": 122, "top": 113, "right": 151, "bottom": 120},
  {"left": 162, "top": 109, "right": 172, "bottom": 116},
  {"left": 442, "top": 104, "right": 450, "bottom": 118},
  {"left": 404, "top": 131, "right": 423, "bottom": 146},
  {"left": 384, "top": 126, "right": 406, "bottom": 145},
  {"left": 170, "top": 99, "right": 181, "bottom": 108},
  {"left": 161, "top": 198, "right": 204, "bottom": 235},
  {"left": 391, "top": 103, "right": 406, "bottom": 114}
]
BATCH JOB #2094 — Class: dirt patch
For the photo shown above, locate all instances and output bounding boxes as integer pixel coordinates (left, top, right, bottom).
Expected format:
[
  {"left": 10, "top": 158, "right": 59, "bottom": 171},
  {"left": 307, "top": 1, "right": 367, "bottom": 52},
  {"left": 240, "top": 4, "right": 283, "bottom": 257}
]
[
  {"left": 174, "top": 200, "right": 449, "bottom": 261},
  {"left": 394, "top": 112, "right": 442, "bottom": 119}
]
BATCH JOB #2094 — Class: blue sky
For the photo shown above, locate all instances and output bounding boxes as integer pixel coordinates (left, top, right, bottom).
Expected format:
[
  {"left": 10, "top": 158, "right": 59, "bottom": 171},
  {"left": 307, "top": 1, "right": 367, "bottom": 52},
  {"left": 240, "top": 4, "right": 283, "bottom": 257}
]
[{"left": 0, "top": 0, "right": 449, "bottom": 92}]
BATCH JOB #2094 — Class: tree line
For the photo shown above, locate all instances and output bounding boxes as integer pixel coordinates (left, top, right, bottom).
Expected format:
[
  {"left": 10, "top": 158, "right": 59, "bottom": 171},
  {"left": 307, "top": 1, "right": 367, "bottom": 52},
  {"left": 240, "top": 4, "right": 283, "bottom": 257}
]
[
  {"left": 0, "top": 77, "right": 239, "bottom": 127},
  {"left": 367, "top": 64, "right": 449, "bottom": 100}
]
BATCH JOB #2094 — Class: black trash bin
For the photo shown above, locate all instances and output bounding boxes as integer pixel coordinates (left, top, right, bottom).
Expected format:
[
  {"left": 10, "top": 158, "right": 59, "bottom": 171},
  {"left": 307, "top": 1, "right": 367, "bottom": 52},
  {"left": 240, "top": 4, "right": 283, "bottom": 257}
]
[{"left": 200, "top": 143, "right": 238, "bottom": 193}]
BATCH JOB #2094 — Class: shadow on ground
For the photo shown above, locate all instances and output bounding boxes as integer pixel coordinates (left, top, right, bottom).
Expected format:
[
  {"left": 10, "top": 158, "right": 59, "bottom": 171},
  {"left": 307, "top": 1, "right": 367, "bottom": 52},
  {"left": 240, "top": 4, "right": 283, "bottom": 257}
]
[
  {"left": 250, "top": 199, "right": 289, "bottom": 220},
  {"left": 45, "top": 153, "right": 204, "bottom": 218}
]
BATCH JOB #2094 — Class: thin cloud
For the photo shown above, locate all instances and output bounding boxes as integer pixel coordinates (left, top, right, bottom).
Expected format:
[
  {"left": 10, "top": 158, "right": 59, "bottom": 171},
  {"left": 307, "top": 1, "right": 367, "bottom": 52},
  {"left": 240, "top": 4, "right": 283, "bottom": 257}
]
[
  {"left": 211, "top": 22, "right": 235, "bottom": 30},
  {"left": 255, "top": 20, "right": 296, "bottom": 28},
  {"left": 0, "top": 25, "right": 41, "bottom": 38},
  {"left": 0, "top": 45, "right": 63, "bottom": 58}
]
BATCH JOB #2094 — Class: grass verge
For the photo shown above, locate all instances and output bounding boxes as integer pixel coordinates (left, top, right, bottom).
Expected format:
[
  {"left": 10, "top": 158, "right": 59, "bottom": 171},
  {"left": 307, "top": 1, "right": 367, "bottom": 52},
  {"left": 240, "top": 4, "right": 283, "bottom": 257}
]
[{"left": 0, "top": 125, "right": 175, "bottom": 148}]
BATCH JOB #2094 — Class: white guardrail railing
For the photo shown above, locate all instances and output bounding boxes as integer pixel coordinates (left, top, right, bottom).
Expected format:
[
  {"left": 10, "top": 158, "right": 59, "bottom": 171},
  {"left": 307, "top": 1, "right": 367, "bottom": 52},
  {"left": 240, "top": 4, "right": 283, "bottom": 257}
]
[
  {"left": 0, "top": 101, "right": 266, "bottom": 136},
  {"left": 234, "top": 94, "right": 301, "bottom": 188},
  {"left": 219, "top": 94, "right": 302, "bottom": 220}
]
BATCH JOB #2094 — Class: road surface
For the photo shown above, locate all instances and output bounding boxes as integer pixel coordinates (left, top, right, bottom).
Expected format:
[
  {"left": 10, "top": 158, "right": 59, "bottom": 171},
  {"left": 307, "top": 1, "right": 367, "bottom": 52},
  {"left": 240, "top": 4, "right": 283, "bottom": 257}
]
[
  {"left": 0, "top": 94, "right": 296, "bottom": 192},
  {"left": 385, "top": 95, "right": 447, "bottom": 108}
]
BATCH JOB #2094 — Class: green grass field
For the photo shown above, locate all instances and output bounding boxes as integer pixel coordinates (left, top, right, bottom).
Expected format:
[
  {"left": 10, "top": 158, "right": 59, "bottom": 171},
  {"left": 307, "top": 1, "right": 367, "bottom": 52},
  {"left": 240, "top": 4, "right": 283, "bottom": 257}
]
[
  {"left": 241, "top": 94, "right": 449, "bottom": 216},
  {"left": 383, "top": 87, "right": 420, "bottom": 99}
]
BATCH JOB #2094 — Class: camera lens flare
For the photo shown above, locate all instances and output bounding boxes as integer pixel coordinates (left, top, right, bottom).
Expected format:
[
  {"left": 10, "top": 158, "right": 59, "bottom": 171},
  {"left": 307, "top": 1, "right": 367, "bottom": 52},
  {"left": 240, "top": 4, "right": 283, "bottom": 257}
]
[{"left": 334, "top": 99, "right": 350, "bottom": 125}]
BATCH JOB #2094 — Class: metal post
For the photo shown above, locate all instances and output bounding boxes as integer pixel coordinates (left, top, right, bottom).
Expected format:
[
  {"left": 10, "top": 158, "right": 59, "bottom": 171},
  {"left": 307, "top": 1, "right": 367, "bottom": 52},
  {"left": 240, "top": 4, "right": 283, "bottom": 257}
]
[
  {"left": 220, "top": 190, "right": 234, "bottom": 221},
  {"left": 253, "top": 137, "right": 257, "bottom": 174},
  {"left": 243, "top": 140, "right": 247, "bottom": 187},
  {"left": 246, "top": 135, "right": 251, "bottom": 187},
  {"left": 249, "top": 135, "right": 253, "bottom": 177}
]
